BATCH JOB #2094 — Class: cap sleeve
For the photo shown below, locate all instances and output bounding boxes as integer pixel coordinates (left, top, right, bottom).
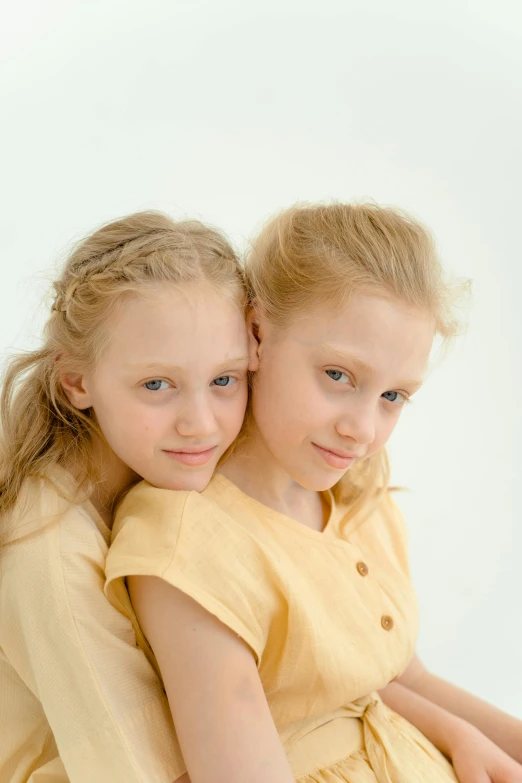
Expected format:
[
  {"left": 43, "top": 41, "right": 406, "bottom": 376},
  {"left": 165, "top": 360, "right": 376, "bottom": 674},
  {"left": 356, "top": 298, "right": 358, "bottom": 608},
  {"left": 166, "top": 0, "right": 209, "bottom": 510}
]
[{"left": 106, "top": 483, "right": 277, "bottom": 664}]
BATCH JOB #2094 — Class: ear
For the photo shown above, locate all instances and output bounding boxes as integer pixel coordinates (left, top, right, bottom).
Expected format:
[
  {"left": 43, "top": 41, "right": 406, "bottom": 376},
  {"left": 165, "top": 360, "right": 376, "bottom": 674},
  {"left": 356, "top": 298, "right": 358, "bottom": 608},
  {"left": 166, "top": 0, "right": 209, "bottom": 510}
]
[
  {"left": 60, "top": 370, "right": 92, "bottom": 410},
  {"left": 246, "top": 306, "right": 262, "bottom": 371}
]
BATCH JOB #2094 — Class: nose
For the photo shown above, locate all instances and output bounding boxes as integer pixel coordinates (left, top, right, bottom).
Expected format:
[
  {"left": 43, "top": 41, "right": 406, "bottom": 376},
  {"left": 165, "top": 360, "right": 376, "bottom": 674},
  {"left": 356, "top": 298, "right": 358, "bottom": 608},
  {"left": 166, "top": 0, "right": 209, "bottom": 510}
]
[
  {"left": 336, "top": 398, "right": 377, "bottom": 446},
  {"left": 175, "top": 392, "right": 218, "bottom": 440}
]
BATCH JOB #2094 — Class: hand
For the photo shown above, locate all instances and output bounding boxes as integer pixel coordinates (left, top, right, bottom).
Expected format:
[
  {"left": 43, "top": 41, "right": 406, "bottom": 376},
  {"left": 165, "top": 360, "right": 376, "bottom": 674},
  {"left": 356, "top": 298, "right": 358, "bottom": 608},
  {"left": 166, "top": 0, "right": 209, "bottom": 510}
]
[{"left": 450, "top": 724, "right": 522, "bottom": 783}]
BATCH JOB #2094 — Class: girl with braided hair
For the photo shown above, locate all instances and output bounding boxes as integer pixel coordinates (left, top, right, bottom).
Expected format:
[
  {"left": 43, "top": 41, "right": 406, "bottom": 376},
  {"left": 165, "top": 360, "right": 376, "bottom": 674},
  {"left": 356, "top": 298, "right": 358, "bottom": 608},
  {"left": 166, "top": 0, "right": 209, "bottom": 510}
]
[{"left": 0, "top": 211, "right": 250, "bottom": 782}]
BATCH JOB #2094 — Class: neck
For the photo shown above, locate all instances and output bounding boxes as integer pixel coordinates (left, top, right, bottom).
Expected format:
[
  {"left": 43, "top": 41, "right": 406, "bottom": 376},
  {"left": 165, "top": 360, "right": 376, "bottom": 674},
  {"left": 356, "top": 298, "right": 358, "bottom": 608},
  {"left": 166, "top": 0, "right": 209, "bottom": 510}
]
[{"left": 218, "top": 422, "right": 326, "bottom": 531}]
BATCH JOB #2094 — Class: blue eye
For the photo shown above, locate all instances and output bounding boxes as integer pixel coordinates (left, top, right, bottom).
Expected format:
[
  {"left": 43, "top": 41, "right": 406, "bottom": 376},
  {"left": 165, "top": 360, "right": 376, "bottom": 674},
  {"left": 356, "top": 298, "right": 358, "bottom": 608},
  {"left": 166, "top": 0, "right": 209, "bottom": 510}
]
[
  {"left": 213, "top": 376, "right": 236, "bottom": 387},
  {"left": 382, "top": 390, "right": 405, "bottom": 404},
  {"left": 326, "top": 369, "right": 350, "bottom": 383},
  {"left": 144, "top": 380, "right": 170, "bottom": 391}
]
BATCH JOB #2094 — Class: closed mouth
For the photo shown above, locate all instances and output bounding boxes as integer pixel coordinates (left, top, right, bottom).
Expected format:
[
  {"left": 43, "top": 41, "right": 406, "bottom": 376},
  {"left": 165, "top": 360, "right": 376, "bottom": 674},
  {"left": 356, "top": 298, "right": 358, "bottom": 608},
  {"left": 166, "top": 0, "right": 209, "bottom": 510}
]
[
  {"left": 311, "top": 443, "right": 360, "bottom": 470},
  {"left": 162, "top": 446, "right": 218, "bottom": 466},
  {"left": 164, "top": 446, "right": 217, "bottom": 454},
  {"left": 312, "top": 444, "right": 358, "bottom": 459}
]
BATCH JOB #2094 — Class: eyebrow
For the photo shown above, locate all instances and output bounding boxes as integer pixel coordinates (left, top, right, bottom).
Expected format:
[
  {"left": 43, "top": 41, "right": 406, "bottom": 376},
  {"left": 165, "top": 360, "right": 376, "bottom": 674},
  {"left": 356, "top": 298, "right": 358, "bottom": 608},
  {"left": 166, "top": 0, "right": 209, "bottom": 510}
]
[
  {"left": 317, "top": 344, "right": 424, "bottom": 391},
  {"left": 124, "top": 355, "right": 250, "bottom": 372}
]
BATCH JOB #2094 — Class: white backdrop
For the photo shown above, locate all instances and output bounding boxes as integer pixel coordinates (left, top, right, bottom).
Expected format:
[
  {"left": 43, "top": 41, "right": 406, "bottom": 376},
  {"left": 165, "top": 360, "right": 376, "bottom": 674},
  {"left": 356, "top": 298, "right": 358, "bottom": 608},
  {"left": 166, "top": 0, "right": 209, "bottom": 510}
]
[{"left": 1, "top": 0, "right": 521, "bottom": 715}]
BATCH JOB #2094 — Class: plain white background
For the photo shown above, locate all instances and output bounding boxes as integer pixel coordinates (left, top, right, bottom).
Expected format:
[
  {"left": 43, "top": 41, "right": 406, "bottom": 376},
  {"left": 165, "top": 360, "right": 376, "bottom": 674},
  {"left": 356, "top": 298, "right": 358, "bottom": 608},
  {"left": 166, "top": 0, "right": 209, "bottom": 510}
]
[{"left": 1, "top": 0, "right": 521, "bottom": 715}]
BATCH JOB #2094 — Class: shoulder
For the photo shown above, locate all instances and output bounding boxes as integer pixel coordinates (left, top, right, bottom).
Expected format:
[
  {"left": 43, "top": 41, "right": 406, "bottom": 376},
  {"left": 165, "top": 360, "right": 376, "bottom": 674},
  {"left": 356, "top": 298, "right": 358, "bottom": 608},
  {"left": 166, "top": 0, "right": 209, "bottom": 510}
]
[
  {"left": 0, "top": 476, "right": 116, "bottom": 647},
  {"left": 114, "top": 473, "right": 252, "bottom": 530},
  {"left": 109, "top": 476, "right": 267, "bottom": 579},
  {"left": 0, "top": 465, "right": 101, "bottom": 547},
  {"left": 107, "top": 475, "right": 280, "bottom": 604},
  {"left": 337, "top": 487, "right": 407, "bottom": 535},
  {"left": 109, "top": 482, "right": 192, "bottom": 576},
  {"left": 376, "top": 490, "right": 409, "bottom": 541},
  {"left": 109, "top": 478, "right": 280, "bottom": 664}
]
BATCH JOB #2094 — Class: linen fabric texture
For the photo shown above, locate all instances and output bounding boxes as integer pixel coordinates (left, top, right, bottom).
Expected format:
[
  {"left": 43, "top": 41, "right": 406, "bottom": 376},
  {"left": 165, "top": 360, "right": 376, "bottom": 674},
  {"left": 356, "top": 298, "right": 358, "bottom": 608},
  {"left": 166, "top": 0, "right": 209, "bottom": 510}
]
[{"left": 106, "top": 474, "right": 457, "bottom": 782}]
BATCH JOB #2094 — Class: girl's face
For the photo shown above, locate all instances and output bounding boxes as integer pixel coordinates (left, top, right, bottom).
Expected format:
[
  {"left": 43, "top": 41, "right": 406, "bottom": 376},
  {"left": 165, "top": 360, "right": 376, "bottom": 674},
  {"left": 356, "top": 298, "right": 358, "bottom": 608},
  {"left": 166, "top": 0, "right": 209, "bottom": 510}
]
[
  {"left": 63, "top": 282, "right": 249, "bottom": 492},
  {"left": 248, "top": 291, "right": 435, "bottom": 491}
]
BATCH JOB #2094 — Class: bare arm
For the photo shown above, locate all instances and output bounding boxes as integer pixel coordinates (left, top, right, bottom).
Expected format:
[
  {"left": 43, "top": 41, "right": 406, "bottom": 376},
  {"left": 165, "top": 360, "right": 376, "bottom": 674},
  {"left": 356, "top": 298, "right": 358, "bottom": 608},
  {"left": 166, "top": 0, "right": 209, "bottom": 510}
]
[
  {"left": 128, "top": 575, "right": 295, "bottom": 783},
  {"left": 380, "top": 681, "right": 522, "bottom": 782},
  {"left": 395, "top": 654, "right": 522, "bottom": 763},
  {"left": 380, "top": 680, "right": 468, "bottom": 758}
]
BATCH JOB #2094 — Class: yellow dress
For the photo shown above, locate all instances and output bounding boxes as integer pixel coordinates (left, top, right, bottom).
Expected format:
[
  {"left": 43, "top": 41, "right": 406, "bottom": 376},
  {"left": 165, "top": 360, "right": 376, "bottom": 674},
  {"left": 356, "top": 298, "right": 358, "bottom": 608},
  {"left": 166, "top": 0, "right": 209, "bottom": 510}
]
[
  {"left": 106, "top": 473, "right": 458, "bottom": 783},
  {"left": 0, "top": 465, "right": 180, "bottom": 783}
]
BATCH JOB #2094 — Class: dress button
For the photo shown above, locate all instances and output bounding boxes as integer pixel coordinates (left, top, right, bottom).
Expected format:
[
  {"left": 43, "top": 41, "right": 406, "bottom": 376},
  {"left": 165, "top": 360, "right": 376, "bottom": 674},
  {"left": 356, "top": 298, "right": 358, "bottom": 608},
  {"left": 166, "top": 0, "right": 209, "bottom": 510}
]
[
  {"left": 356, "top": 561, "right": 369, "bottom": 576},
  {"left": 381, "top": 615, "right": 394, "bottom": 631}
]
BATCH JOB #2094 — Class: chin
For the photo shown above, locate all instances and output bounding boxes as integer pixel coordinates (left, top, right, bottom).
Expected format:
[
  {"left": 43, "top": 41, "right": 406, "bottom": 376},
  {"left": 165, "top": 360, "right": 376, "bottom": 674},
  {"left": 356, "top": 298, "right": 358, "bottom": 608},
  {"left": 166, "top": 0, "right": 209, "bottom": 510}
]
[
  {"left": 181, "top": 473, "right": 215, "bottom": 493},
  {"left": 138, "top": 467, "right": 210, "bottom": 493},
  {"left": 291, "top": 470, "right": 343, "bottom": 493},
  {"left": 168, "top": 469, "right": 215, "bottom": 493}
]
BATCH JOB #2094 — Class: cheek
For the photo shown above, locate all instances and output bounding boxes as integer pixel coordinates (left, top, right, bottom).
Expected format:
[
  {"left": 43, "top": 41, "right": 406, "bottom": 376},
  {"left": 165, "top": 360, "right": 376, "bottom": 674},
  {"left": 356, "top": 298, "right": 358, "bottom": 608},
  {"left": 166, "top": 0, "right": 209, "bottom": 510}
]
[
  {"left": 229, "top": 389, "right": 249, "bottom": 430},
  {"left": 372, "top": 409, "right": 402, "bottom": 451},
  {"left": 98, "top": 399, "right": 163, "bottom": 442},
  {"left": 255, "top": 362, "right": 322, "bottom": 434},
  {"left": 211, "top": 385, "right": 248, "bottom": 435}
]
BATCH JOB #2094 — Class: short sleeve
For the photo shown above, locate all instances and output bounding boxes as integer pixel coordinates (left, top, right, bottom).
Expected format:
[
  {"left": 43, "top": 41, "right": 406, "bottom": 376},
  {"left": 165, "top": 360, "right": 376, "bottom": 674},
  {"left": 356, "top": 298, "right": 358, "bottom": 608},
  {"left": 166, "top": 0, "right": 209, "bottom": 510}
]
[{"left": 107, "top": 484, "right": 278, "bottom": 664}]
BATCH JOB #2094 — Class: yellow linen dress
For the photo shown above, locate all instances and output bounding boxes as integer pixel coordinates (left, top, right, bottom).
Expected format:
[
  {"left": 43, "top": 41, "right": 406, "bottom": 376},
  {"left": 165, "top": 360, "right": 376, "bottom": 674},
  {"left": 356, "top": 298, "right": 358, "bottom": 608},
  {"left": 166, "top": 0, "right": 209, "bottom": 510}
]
[
  {"left": 0, "top": 465, "right": 180, "bottom": 783},
  {"left": 106, "top": 473, "right": 458, "bottom": 783}
]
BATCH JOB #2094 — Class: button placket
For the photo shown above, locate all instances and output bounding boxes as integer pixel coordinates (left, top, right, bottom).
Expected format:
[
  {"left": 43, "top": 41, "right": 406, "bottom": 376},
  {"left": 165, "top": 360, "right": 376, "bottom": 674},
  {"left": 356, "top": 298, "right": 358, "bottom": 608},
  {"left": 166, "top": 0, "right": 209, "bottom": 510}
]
[{"left": 352, "top": 552, "right": 395, "bottom": 634}]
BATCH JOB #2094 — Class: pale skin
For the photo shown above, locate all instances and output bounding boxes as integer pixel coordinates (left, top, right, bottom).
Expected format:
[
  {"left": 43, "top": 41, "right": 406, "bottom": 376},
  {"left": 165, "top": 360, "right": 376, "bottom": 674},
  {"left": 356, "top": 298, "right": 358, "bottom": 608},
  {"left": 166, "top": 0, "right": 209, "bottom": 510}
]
[
  {"left": 61, "top": 281, "right": 250, "bottom": 522},
  {"left": 129, "top": 292, "right": 522, "bottom": 783}
]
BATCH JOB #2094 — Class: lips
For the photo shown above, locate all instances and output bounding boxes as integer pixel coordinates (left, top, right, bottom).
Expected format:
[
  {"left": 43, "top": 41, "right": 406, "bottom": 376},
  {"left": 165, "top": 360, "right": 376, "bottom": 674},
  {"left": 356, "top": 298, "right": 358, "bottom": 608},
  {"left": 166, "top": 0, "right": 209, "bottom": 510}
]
[
  {"left": 312, "top": 443, "right": 358, "bottom": 470},
  {"left": 162, "top": 446, "right": 218, "bottom": 466}
]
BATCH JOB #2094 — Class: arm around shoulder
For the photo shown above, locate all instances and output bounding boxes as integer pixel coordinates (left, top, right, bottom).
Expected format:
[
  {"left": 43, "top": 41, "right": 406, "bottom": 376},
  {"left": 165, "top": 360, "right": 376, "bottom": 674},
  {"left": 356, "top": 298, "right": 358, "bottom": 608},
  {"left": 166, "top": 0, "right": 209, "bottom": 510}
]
[{"left": 128, "top": 575, "right": 295, "bottom": 783}]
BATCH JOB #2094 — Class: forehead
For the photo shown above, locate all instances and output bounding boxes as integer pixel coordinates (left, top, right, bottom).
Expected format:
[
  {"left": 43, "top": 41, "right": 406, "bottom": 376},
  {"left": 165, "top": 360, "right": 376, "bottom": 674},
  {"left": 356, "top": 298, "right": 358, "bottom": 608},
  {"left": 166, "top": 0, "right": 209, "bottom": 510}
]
[
  {"left": 286, "top": 292, "right": 435, "bottom": 378},
  {"left": 102, "top": 283, "right": 247, "bottom": 364}
]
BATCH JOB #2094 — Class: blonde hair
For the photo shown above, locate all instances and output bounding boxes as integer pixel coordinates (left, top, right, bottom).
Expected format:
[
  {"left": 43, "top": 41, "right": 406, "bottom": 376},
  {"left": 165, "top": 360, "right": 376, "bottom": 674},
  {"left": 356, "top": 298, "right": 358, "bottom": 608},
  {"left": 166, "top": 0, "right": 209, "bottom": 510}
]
[
  {"left": 244, "top": 201, "right": 468, "bottom": 519},
  {"left": 0, "top": 211, "right": 245, "bottom": 517}
]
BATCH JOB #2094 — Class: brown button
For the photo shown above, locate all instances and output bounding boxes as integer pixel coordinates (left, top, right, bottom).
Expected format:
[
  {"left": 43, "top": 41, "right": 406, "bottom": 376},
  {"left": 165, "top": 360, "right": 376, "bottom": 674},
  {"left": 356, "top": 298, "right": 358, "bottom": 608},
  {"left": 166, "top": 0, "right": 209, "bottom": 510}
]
[
  {"left": 356, "top": 561, "right": 369, "bottom": 576},
  {"left": 381, "top": 615, "right": 394, "bottom": 631}
]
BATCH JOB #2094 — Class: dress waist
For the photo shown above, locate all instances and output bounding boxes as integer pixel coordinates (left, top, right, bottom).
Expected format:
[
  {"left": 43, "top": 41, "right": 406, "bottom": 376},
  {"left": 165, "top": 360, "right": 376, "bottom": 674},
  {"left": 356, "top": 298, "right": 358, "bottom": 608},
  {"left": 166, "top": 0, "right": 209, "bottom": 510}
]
[
  {"left": 282, "top": 693, "right": 457, "bottom": 782},
  {"left": 283, "top": 694, "right": 375, "bottom": 778}
]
